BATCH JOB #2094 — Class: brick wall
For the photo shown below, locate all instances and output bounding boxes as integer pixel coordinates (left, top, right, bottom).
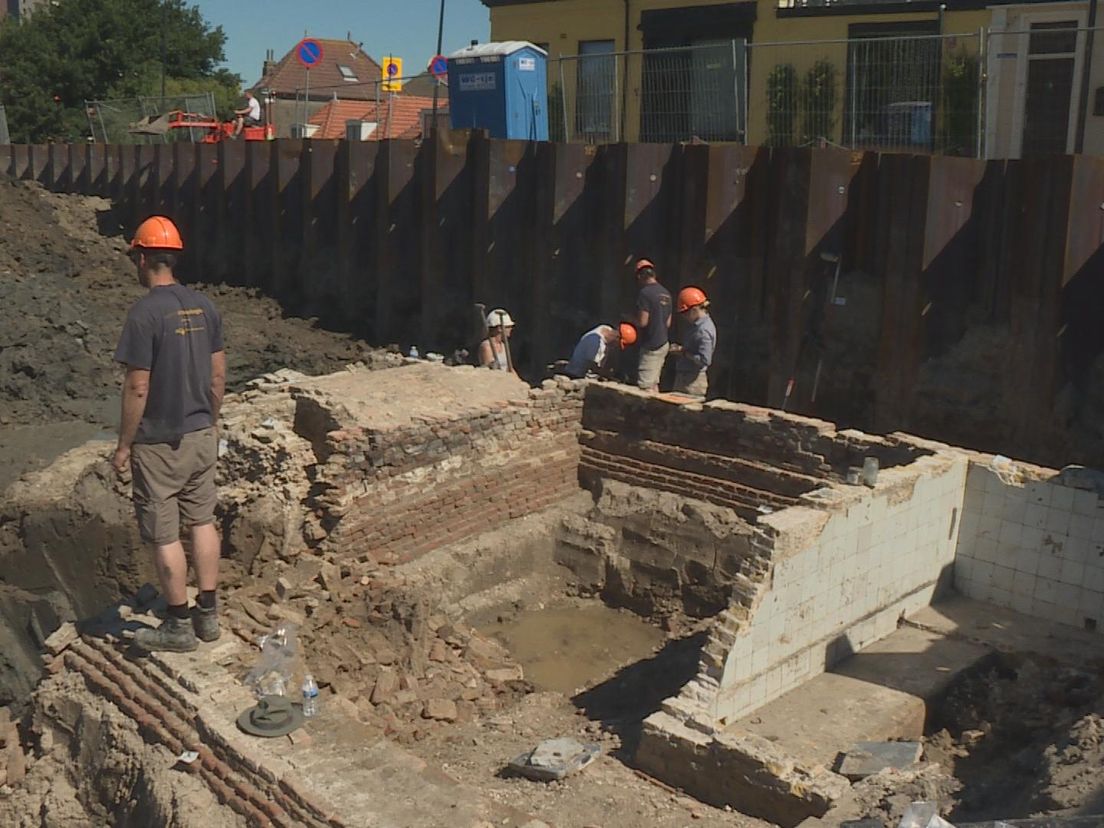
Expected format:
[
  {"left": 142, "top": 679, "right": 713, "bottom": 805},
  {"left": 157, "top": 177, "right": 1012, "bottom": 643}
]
[
  {"left": 578, "top": 386, "right": 928, "bottom": 519},
  {"left": 302, "top": 379, "right": 585, "bottom": 564}
]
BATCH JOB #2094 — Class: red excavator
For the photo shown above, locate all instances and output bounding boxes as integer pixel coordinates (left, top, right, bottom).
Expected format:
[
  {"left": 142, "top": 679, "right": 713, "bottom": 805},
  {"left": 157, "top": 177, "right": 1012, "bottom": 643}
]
[{"left": 129, "top": 110, "right": 275, "bottom": 143}]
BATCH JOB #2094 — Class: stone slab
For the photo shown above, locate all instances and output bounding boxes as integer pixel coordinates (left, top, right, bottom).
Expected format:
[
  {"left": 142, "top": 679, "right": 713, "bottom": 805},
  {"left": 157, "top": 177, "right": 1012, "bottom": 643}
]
[{"left": 837, "top": 741, "right": 921, "bottom": 780}]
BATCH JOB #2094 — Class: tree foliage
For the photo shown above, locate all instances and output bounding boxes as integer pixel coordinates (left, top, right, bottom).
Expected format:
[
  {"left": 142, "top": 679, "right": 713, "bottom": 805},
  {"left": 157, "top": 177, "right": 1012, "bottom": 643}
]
[{"left": 0, "top": 0, "right": 240, "bottom": 142}]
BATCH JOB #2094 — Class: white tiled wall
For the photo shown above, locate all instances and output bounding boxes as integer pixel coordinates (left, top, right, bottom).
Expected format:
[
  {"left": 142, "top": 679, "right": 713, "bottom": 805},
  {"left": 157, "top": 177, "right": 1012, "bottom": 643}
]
[
  {"left": 955, "top": 463, "right": 1104, "bottom": 632},
  {"left": 713, "top": 457, "right": 967, "bottom": 722}
]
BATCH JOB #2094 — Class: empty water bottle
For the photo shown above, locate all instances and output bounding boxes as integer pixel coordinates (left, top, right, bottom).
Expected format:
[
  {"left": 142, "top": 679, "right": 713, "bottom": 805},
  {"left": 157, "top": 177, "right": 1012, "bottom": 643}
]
[
  {"left": 301, "top": 674, "right": 319, "bottom": 718},
  {"left": 408, "top": 345, "right": 419, "bottom": 359}
]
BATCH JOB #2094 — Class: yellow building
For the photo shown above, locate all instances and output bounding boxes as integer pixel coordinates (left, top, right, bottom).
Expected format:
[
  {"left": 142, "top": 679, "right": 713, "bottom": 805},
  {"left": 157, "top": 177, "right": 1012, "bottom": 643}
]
[{"left": 482, "top": 0, "right": 1104, "bottom": 157}]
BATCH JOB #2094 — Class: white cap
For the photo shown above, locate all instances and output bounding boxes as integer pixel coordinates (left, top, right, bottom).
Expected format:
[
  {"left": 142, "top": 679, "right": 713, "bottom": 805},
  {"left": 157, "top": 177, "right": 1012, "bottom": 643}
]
[{"left": 486, "top": 308, "right": 514, "bottom": 328}]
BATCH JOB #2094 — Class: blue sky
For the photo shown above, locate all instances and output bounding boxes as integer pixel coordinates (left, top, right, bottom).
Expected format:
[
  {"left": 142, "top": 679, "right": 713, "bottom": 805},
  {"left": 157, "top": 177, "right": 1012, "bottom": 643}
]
[{"left": 192, "top": 0, "right": 491, "bottom": 86}]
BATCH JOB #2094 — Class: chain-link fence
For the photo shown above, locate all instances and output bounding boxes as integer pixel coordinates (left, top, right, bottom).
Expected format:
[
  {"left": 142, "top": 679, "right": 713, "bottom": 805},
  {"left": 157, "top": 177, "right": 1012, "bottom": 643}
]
[
  {"left": 85, "top": 92, "right": 218, "bottom": 144},
  {"left": 0, "top": 106, "right": 10, "bottom": 145},
  {"left": 747, "top": 32, "right": 983, "bottom": 155},
  {"left": 549, "top": 42, "right": 747, "bottom": 144}
]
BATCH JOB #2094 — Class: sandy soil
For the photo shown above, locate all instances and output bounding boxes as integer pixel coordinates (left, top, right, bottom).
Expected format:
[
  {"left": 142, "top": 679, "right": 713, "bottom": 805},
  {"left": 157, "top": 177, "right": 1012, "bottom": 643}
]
[{"left": 0, "top": 178, "right": 395, "bottom": 488}]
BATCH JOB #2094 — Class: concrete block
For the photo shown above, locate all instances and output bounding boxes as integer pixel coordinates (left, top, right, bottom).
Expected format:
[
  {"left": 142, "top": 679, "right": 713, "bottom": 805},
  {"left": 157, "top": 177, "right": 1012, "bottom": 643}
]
[
  {"left": 1078, "top": 589, "right": 1103, "bottom": 615},
  {"left": 1030, "top": 598, "right": 1058, "bottom": 624},
  {"left": 1053, "top": 581, "right": 1081, "bottom": 611},
  {"left": 1073, "top": 488, "right": 1099, "bottom": 517},
  {"left": 974, "top": 537, "right": 999, "bottom": 565},
  {"left": 1094, "top": 516, "right": 1104, "bottom": 540},
  {"left": 1014, "top": 545, "right": 1040, "bottom": 575},
  {"left": 989, "top": 587, "right": 1012, "bottom": 608},
  {"left": 1024, "top": 480, "right": 1052, "bottom": 507},
  {"left": 973, "top": 559, "right": 995, "bottom": 587},
  {"left": 1050, "top": 484, "right": 1075, "bottom": 513}
]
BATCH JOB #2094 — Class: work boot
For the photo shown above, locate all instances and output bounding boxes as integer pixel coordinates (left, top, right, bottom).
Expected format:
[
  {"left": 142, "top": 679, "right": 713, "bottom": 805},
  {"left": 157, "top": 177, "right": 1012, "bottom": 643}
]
[
  {"left": 134, "top": 615, "right": 197, "bottom": 653},
  {"left": 192, "top": 604, "right": 220, "bottom": 643}
]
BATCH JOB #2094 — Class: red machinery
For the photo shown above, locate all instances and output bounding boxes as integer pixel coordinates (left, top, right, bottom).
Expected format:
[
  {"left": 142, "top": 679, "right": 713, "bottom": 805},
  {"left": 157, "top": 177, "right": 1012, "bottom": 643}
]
[{"left": 130, "top": 110, "right": 276, "bottom": 143}]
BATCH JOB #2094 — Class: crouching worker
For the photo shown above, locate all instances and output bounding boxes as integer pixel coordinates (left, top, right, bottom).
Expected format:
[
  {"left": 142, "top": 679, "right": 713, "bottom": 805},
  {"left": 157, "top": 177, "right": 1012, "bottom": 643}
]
[
  {"left": 670, "top": 286, "right": 716, "bottom": 399},
  {"left": 563, "top": 322, "right": 637, "bottom": 379},
  {"left": 112, "top": 216, "right": 226, "bottom": 652}
]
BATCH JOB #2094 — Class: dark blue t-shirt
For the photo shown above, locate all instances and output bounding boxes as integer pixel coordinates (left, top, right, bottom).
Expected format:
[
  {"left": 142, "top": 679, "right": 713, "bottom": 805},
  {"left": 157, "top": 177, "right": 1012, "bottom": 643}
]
[
  {"left": 114, "top": 283, "right": 223, "bottom": 444},
  {"left": 637, "top": 282, "right": 672, "bottom": 351}
]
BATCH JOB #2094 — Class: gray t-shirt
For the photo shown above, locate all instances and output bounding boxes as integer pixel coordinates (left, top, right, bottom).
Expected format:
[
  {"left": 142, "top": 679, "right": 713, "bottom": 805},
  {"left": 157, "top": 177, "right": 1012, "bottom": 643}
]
[{"left": 114, "top": 283, "right": 223, "bottom": 444}]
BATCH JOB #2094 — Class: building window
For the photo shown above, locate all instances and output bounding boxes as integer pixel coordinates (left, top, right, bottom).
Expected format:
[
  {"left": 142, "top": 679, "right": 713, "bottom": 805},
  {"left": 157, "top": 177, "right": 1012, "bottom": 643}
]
[
  {"left": 576, "top": 39, "right": 615, "bottom": 141},
  {"left": 338, "top": 65, "right": 359, "bottom": 82}
]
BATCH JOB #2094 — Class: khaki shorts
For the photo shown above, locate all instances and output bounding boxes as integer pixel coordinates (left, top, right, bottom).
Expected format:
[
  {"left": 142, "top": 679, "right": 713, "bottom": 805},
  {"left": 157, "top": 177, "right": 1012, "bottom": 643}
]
[
  {"left": 131, "top": 427, "right": 217, "bottom": 546},
  {"left": 637, "top": 342, "right": 669, "bottom": 390},
  {"left": 673, "top": 369, "right": 708, "bottom": 399}
]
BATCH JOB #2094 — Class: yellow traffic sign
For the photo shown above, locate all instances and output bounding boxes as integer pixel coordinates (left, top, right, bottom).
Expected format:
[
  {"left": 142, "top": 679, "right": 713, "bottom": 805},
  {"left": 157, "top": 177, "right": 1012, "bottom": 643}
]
[{"left": 382, "top": 57, "right": 403, "bottom": 92}]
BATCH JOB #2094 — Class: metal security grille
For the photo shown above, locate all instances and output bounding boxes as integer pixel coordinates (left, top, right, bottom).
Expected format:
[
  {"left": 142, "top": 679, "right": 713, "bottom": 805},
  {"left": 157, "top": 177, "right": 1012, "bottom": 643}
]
[
  {"left": 85, "top": 93, "right": 218, "bottom": 144},
  {"left": 549, "top": 41, "right": 748, "bottom": 144},
  {"left": 747, "top": 32, "right": 983, "bottom": 155}
]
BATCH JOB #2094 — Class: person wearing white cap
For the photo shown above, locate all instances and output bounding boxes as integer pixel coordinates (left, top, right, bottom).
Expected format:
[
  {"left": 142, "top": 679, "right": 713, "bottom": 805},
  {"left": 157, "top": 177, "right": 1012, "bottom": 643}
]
[{"left": 478, "top": 308, "right": 517, "bottom": 374}]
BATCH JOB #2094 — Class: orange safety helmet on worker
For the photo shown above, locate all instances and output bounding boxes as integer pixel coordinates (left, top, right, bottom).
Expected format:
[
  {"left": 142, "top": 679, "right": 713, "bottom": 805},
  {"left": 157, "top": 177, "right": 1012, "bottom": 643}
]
[
  {"left": 618, "top": 322, "right": 637, "bottom": 348},
  {"left": 131, "top": 216, "right": 184, "bottom": 251},
  {"left": 677, "top": 286, "right": 708, "bottom": 313}
]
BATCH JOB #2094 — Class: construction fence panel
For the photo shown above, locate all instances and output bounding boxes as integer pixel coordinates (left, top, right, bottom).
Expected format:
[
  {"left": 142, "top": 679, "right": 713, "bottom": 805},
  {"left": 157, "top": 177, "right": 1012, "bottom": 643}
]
[
  {"left": 745, "top": 32, "right": 983, "bottom": 156},
  {"left": 549, "top": 42, "right": 748, "bottom": 144},
  {"left": 86, "top": 93, "right": 217, "bottom": 144}
]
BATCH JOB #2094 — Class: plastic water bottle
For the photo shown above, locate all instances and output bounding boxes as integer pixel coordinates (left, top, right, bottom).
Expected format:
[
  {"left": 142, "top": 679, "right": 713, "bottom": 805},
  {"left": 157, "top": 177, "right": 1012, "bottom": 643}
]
[
  {"left": 408, "top": 345, "right": 419, "bottom": 359},
  {"left": 301, "top": 674, "right": 319, "bottom": 718}
]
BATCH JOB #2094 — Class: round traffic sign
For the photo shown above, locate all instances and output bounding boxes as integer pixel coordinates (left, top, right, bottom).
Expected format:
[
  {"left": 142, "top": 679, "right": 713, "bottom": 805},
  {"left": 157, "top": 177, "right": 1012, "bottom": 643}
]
[
  {"left": 429, "top": 54, "right": 448, "bottom": 79},
  {"left": 295, "top": 38, "right": 324, "bottom": 69},
  {"left": 386, "top": 61, "right": 399, "bottom": 77}
]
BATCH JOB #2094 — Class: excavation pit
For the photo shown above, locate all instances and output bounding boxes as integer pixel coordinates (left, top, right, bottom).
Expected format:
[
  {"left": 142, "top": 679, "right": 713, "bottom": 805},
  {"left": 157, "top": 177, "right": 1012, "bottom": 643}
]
[{"left": 2, "top": 362, "right": 1102, "bottom": 828}]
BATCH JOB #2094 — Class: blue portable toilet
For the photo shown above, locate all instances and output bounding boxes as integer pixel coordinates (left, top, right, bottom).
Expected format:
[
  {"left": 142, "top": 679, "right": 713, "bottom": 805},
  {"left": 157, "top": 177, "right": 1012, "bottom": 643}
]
[{"left": 447, "top": 41, "right": 549, "bottom": 141}]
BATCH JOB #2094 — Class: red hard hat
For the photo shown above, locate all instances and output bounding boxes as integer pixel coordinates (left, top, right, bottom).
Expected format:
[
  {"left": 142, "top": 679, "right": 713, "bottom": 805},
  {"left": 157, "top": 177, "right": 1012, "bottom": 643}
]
[
  {"left": 131, "top": 216, "right": 184, "bottom": 250},
  {"left": 677, "top": 286, "right": 708, "bottom": 313},
  {"left": 635, "top": 258, "right": 655, "bottom": 273},
  {"left": 618, "top": 322, "right": 637, "bottom": 348}
]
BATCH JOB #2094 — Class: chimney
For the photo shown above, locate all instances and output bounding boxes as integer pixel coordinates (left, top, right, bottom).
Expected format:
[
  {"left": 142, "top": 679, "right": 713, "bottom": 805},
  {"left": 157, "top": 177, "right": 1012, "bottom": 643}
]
[
  {"left": 262, "top": 48, "right": 275, "bottom": 78},
  {"left": 470, "top": 39, "right": 479, "bottom": 47}
]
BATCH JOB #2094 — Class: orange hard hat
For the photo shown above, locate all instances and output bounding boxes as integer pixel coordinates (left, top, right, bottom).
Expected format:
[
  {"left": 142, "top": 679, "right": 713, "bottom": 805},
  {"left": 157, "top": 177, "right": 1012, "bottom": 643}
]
[
  {"left": 618, "top": 322, "right": 637, "bottom": 348},
  {"left": 635, "top": 258, "right": 655, "bottom": 273},
  {"left": 131, "top": 216, "right": 184, "bottom": 250},
  {"left": 677, "top": 286, "right": 708, "bottom": 313}
]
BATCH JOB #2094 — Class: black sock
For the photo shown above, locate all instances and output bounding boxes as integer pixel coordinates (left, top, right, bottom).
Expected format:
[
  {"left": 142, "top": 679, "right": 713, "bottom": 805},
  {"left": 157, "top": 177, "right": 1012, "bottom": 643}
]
[
  {"left": 198, "top": 590, "right": 216, "bottom": 610},
  {"left": 168, "top": 603, "right": 190, "bottom": 620}
]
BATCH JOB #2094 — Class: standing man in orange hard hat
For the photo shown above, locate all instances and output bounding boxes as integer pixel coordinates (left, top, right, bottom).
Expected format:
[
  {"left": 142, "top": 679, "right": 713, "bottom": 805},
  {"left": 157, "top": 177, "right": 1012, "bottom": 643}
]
[
  {"left": 670, "top": 286, "right": 716, "bottom": 399},
  {"left": 633, "top": 258, "right": 672, "bottom": 392},
  {"left": 112, "top": 216, "right": 226, "bottom": 653}
]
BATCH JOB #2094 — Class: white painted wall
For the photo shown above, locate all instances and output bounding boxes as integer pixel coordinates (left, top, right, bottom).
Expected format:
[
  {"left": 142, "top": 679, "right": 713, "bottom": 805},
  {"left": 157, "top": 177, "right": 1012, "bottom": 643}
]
[
  {"left": 955, "top": 462, "right": 1104, "bottom": 632},
  {"left": 711, "top": 454, "right": 967, "bottom": 724}
]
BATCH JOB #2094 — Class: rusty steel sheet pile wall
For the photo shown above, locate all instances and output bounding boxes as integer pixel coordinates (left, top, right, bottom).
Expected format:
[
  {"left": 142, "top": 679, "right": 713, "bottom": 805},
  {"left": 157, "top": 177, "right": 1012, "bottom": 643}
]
[{"left": 2, "top": 139, "right": 1102, "bottom": 468}]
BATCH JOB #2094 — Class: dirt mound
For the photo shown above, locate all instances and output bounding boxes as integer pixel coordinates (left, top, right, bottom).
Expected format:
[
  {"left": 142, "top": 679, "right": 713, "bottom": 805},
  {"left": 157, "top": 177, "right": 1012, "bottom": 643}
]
[
  {"left": 0, "top": 177, "right": 397, "bottom": 487},
  {"left": 926, "top": 653, "right": 1104, "bottom": 823}
]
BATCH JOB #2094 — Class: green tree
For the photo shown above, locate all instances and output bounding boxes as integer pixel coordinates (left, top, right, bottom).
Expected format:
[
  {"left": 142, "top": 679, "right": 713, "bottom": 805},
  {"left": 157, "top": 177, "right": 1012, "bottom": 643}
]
[{"left": 0, "top": 0, "right": 240, "bottom": 142}]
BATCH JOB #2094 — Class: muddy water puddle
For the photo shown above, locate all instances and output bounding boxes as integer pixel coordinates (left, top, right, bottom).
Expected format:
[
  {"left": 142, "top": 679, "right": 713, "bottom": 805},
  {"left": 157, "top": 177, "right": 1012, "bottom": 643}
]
[{"left": 480, "top": 604, "right": 666, "bottom": 695}]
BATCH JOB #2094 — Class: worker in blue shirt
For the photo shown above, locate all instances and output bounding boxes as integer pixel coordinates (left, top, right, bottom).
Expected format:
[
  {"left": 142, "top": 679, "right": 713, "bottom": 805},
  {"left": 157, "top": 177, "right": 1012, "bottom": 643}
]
[{"left": 670, "top": 286, "right": 716, "bottom": 399}]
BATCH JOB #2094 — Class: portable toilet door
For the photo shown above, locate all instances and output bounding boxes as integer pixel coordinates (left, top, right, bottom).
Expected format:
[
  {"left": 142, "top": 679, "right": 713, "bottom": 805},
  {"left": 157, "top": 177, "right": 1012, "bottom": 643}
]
[{"left": 502, "top": 44, "right": 549, "bottom": 141}]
